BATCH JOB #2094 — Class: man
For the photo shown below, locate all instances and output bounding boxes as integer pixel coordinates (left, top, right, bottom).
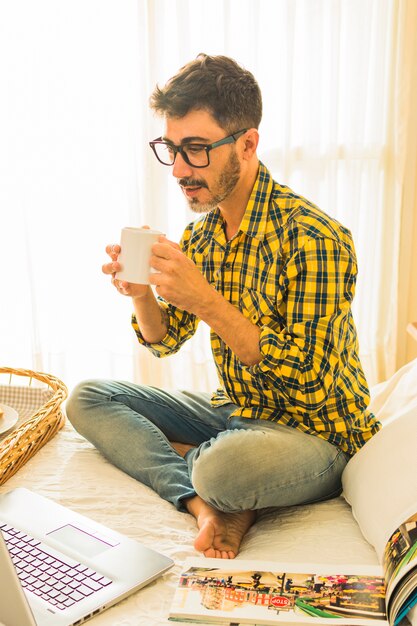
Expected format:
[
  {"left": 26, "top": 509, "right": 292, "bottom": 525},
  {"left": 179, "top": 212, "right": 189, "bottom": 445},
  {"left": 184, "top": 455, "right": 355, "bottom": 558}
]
[{"left": 66, "top": 54, "right": 380, "bottom": 559}]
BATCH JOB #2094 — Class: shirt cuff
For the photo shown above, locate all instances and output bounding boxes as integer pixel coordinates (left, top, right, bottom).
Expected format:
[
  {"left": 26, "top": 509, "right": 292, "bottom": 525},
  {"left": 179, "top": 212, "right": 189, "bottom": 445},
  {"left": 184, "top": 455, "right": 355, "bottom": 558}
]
[
  {"left": 131, "top": 313, "right": 180, "bottom": 357},
  {"left": 246, "top": 325, "right": 287, "bottom": 390}
]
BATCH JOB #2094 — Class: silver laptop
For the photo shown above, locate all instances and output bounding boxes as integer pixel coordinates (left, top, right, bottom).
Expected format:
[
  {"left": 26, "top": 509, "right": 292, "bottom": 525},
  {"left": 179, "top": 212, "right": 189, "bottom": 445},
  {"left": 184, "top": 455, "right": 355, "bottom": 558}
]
[{"left": 0, "top": 488, "right": 174, "bottom": 626}]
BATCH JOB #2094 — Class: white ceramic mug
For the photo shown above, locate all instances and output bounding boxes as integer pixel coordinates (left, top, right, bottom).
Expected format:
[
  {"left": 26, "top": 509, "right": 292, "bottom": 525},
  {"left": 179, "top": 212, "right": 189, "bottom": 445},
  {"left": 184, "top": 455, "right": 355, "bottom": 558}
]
[{"left": 115, "top": 227, "right": 163, "bottom": 284}]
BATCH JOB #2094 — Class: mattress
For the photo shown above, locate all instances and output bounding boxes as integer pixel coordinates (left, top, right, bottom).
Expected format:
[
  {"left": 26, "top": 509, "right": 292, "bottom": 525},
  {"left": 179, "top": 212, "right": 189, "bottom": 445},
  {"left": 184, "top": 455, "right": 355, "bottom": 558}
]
[
  {"left": 3, "top": 355, "right": 417, "bottom": 624},
  {"left": 0, "top": 423, "right": 378, "bottom": 626}
]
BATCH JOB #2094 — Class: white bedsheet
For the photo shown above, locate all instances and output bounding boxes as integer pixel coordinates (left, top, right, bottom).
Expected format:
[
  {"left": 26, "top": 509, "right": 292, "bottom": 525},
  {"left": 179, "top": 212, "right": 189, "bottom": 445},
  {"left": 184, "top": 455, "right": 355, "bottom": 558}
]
[{"left": 0, "top": 423, "right": 378, "bottom": 625}]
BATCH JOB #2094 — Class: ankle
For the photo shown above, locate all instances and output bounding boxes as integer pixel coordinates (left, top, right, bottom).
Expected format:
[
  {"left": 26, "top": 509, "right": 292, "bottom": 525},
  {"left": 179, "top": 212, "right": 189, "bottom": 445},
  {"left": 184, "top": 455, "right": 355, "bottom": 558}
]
[{"left": 184, "top": 495, "right": 218, "bottom": 521}]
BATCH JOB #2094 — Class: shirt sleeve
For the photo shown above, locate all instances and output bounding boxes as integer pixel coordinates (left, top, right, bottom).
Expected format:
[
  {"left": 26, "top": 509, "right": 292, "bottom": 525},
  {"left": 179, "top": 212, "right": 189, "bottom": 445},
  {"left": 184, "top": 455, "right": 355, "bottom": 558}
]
[
  {"left": 132, "top": 300, "right": 199, "bottom": 358},
  {"left": 246, "top": 235, "right": 358, "bottom": 411}
]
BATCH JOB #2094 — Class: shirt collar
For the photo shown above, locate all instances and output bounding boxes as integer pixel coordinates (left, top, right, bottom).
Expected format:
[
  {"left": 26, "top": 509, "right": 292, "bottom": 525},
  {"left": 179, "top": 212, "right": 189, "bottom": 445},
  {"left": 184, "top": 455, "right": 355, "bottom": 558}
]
[
  {"left": 239, "top": 162, "right": 273, "bottom": 241},
  {"left": 200, "top": 162, "right": 273, "bottom": 245}
]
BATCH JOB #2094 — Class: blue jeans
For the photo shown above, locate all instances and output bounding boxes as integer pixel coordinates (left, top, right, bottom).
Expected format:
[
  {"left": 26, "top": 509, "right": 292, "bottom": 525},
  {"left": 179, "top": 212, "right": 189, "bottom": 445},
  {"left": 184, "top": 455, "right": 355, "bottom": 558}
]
[{"left": 66, "top": 380, "right": 349, "bottom": 513}]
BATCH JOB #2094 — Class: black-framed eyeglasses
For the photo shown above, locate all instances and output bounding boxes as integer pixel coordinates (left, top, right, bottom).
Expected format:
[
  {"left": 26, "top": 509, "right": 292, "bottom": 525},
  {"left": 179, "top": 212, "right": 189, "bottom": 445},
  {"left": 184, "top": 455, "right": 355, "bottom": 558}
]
[{"left": 149, "top": 128, "right": 248, "bottom": 168}]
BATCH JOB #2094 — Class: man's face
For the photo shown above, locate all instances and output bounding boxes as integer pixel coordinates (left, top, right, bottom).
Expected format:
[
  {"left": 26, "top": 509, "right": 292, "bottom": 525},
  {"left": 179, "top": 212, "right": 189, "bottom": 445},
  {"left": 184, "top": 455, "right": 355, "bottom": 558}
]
[{"left": 163, "top": 110, "right": 242, "bottom": 214}]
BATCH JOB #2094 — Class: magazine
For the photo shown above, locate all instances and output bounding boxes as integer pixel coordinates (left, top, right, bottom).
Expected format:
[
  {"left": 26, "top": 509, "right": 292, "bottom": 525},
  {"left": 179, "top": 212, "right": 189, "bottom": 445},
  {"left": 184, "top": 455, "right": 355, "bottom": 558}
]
[
  {"left": 169, "top": 409, "right": 417, "bottom": 626},
  {"left": 169, "top": 558, "right": 389, "bottom": 625}
]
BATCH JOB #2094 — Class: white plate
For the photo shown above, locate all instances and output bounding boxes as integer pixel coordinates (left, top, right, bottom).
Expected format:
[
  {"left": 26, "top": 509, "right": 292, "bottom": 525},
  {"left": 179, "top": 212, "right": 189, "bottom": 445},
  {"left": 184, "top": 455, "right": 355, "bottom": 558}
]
[{"left": 0, "top": 404, "right": 19, "bottom": 434}]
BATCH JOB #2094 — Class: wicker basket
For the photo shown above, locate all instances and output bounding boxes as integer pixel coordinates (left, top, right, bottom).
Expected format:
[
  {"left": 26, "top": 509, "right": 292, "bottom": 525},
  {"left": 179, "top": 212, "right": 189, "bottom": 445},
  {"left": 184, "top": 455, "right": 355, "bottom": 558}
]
[{"left": 0, "top": 367, "right": 68, "bottom": 486}]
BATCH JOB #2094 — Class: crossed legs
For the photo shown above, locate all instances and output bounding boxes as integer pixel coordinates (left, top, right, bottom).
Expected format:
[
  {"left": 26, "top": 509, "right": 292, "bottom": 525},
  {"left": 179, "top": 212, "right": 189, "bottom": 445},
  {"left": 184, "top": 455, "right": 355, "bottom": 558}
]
[{"left": 66, "top": 379, "right": 348, "bottom": 558}]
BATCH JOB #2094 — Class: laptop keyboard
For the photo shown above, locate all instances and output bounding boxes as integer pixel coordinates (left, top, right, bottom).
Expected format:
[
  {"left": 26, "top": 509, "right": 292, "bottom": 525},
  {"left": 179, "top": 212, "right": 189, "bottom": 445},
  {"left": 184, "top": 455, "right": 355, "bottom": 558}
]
[{"left": 0, "top": 523, "right": 113, "bottom": 611}]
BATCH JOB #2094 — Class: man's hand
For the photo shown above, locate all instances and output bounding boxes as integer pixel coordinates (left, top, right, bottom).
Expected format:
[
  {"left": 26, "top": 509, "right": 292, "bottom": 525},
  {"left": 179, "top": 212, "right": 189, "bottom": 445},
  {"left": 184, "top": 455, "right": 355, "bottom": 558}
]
[
  {"left": 149, "top": 237, "right": 213, "bottom": 315},
  {"left": 102, "top": 243, "right": 150, "bottom": 299}
]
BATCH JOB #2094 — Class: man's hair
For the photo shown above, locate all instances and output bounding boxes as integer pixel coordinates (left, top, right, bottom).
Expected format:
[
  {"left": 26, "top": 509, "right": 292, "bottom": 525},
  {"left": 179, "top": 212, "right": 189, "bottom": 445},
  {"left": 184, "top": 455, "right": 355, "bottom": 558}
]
[{"left": 149, "top": 53, "right": 262, "bottom": 132}]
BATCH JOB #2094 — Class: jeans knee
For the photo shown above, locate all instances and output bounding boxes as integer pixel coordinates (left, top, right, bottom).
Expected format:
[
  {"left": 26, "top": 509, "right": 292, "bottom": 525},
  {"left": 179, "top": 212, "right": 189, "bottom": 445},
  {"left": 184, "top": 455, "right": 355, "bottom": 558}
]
[
  {"left": 190, "top": 448, "right": 242, "bottom": 512},
  {"left": 66, "top": 379, "right": 105, "bottom": 429}
]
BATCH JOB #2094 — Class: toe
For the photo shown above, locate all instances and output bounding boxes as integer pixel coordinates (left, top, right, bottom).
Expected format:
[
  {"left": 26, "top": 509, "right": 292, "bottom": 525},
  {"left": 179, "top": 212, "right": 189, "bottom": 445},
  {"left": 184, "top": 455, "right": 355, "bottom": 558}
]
[{"left": 203, "top": 547, "right": 216, "bottom": 558}]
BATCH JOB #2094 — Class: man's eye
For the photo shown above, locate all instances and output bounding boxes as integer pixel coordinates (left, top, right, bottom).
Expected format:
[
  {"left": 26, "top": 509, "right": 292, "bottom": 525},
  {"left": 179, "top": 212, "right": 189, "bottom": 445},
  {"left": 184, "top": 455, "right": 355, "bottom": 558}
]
[{"left": 185, "top": 144, "right": 205, "bottom": 155}]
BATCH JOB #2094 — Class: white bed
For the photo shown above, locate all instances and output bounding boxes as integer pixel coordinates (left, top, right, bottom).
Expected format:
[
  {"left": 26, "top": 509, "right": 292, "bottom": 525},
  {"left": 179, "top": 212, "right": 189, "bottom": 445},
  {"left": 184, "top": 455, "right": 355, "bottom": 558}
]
[{"left": 2, "top": 353, "right": 417, "bottom": 626}]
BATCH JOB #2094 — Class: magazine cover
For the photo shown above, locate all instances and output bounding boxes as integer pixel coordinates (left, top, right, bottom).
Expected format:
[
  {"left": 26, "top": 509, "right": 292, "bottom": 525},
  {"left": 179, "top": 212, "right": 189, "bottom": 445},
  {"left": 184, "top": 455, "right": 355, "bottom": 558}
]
[
  {"left": 383, "top": 512, "right": 417, "bottom": 625},
  {"left": 169, "top": 558, "right": 388, "bottom": 625}
]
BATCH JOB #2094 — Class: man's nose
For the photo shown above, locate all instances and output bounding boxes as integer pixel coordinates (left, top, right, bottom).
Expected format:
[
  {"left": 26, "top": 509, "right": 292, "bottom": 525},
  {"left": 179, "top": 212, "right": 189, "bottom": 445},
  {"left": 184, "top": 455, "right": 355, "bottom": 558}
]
[{"left": 172, "top": 151, "right": 193, "bottom": 179}]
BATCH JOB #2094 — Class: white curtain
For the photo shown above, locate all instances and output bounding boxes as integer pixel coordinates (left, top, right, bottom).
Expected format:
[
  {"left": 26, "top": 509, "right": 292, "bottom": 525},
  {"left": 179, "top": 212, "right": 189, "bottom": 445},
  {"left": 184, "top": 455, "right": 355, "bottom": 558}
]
[{"left": 1, "top": 0, "right": 416, "bottom": 394}]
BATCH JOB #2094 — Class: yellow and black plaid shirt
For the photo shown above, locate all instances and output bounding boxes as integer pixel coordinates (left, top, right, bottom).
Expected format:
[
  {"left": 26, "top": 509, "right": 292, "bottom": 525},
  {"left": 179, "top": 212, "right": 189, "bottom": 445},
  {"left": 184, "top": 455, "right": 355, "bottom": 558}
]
[{"left": 133, "top": 162, "right": 381, "bottom": 455}]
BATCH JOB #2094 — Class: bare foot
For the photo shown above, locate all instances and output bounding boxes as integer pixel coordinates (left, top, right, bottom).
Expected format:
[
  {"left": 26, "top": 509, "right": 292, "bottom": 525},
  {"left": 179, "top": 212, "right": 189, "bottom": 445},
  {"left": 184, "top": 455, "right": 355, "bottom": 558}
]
[
  {"left": 171, "top": 445, "right": 256, "bottom": 558},
  {"left": 186, "top": 496, "right": 256, "bottom": 559}
]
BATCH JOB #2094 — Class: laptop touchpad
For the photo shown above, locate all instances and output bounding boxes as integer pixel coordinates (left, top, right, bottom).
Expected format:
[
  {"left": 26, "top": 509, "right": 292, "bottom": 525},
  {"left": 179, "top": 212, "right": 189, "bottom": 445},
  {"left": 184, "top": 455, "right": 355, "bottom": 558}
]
[{"left": 47, "top": 524, "right": 115, "bottom": 557}]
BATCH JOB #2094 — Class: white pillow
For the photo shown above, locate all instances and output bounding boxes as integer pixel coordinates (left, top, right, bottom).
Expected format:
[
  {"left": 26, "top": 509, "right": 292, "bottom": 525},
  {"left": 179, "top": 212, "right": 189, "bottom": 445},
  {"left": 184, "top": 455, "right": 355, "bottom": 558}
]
[
  {"left": 342, "top": 407, "right": 417, "bottom": 557},
  {"left": 368, "top": 357, "right": 417, "bottom": 425}
]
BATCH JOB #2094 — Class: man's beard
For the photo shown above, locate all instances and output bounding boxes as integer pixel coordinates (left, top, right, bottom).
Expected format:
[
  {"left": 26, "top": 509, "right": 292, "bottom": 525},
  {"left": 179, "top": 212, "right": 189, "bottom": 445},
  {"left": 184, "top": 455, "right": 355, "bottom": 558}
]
[{"left": 180, "top": 150, "right": 241, "bottom": 214}]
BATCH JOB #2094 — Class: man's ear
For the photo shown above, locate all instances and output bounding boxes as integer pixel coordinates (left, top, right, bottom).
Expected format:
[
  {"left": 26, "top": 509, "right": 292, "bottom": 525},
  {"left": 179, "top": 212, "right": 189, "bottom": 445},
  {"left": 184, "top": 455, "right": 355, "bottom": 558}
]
[{"left": 241, "top": 128, "right": 259, "bottom": 160}]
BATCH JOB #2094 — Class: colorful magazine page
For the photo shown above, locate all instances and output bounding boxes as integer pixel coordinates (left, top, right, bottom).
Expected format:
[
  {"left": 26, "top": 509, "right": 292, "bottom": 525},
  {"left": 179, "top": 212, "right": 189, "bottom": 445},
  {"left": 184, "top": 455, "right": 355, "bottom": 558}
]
[{"left": 169, "top": 558, "right": 388, "bottom": 626}]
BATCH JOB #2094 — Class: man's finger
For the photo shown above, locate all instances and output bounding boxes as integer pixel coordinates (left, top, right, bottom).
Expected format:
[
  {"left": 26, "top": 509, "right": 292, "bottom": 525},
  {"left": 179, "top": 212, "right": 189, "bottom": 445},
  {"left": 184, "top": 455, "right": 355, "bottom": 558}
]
[{"left": 102, "top": 261, "right": 120, "bottom": 275}]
